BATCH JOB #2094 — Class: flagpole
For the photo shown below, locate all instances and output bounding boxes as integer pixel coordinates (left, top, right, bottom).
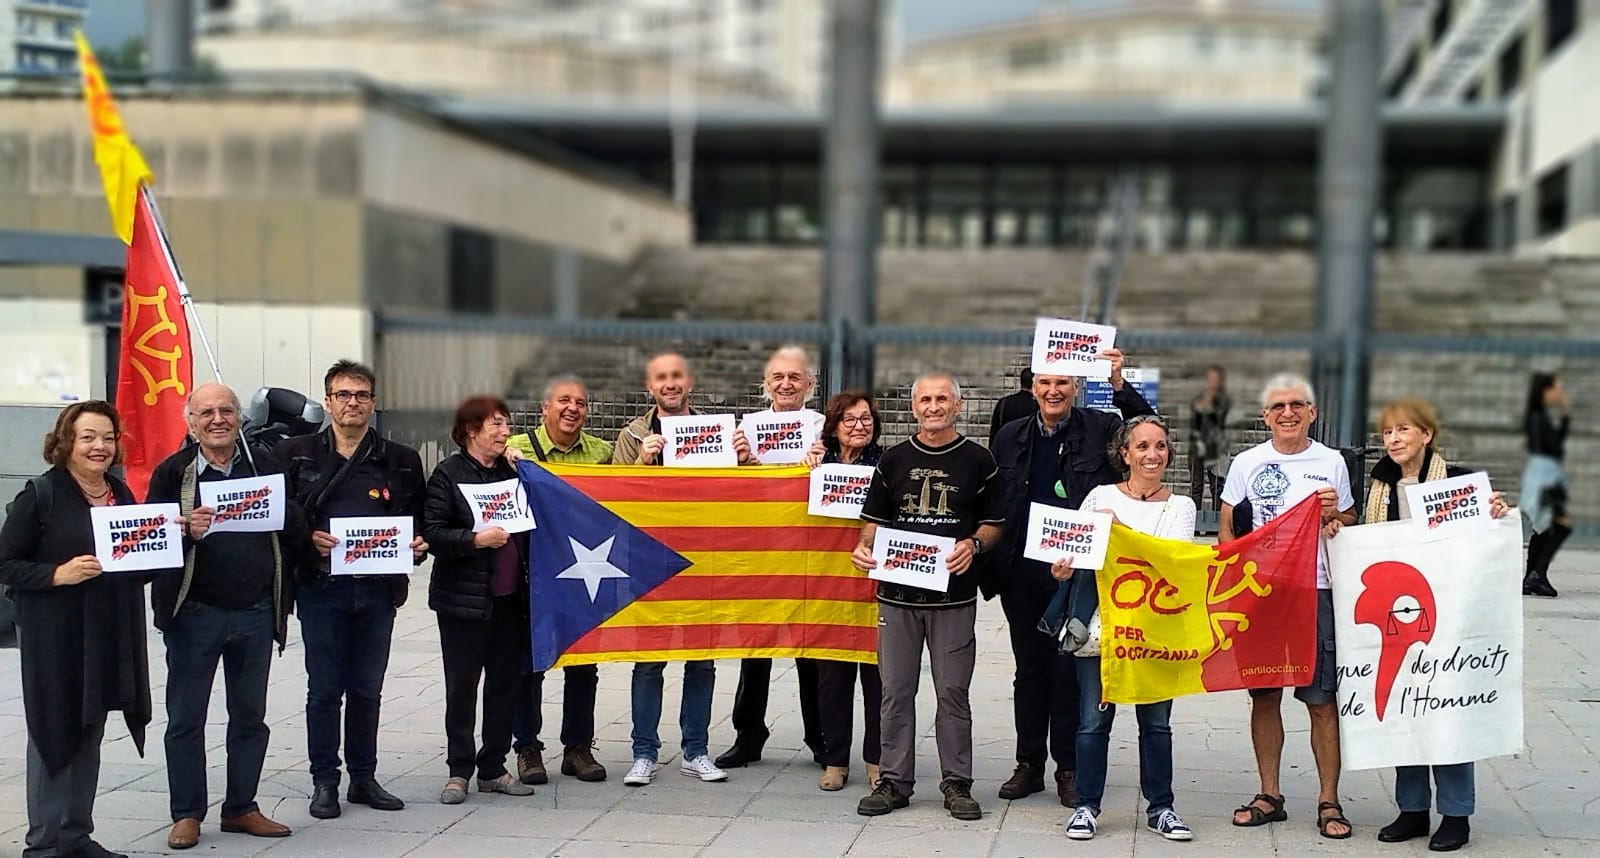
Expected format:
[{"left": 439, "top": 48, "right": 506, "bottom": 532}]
[{"left": 137, "top": 184, "right": 225, "bottom": 386}]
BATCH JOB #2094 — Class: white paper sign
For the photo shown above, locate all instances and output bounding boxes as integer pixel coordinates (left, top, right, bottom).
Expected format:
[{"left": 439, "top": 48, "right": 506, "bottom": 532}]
[
  {"left": 1328, "top": 516, "right": 1524, "bottom": 769},
  {"left": 1403, "top": 472, "right": 1494, "bottom": 539},
  {"left": 808, "top": 464, "right": 876, "bottom": 519},
  {"left": 1030, "top": 317, "right": 1117, "bottom": 379},
  {"left": 1021, "top": 504, "right": 1113, "bottom": 569},
  {"left": 459, "top": 478, "right": 537, "bottom": 534},
  {"left": 743, "top": 410, "right": 822, "bottom": 464},
  {"left": 330, "top": 516, "right": 414, "bottom": 575},
  {"left": 198, "top": 473, "right": 286, "bottom": 534},
  {"left": 91, "top": 503, "right": 184, "bottom": 573},
  {"left": 870, "top": 527, "right": 954, "bottom": 594},
  {"left": 661, "top": 413, "right": 738, "bottom": 468}
]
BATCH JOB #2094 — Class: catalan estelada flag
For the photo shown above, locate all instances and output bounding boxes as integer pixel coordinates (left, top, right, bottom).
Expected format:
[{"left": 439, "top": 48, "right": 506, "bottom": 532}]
[
  {"left": 519, "top": 461, "right": 875, "bottom": 672},
  {"left": 1095, "top": 494, "right": 1321, "bottom": 704}
]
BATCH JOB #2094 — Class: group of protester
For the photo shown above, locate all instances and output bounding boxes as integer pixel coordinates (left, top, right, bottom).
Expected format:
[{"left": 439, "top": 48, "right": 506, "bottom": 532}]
[{"left": 0, "top": 346, "right": 1570, "bottom": 857}]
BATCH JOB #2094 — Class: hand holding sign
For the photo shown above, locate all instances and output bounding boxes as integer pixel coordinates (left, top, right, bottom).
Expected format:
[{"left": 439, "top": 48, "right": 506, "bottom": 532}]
[
  {"left": 1031, "top": 317, "right": 1117, "bottom": 380},
  {"left": 53, "top": 555, "right": 102, "bottom": 586},
  {"left": 186, "top": 506, "right": 214, "bottom": 540},
  {"left": 474, "top": 526, "right": 511, "bottom": 549}
]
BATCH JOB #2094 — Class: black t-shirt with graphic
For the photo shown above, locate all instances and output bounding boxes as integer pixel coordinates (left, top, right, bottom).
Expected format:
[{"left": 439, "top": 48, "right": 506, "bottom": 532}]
[{"left": 861, "top": 434, "right": 1005, "bottom": 607}]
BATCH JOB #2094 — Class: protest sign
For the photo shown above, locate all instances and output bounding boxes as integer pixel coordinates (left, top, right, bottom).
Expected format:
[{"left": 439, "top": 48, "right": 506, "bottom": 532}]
[
  {"left": 743, "top": 410, "right": 822, "bottom": 464},
  {"left": 330, "top": 516, "right": 414, "bottom": 575},
  {"left": 1022, "top": 504, "right": 1112, "bottom": 569},
  {"left": 807, "top": 464, "right": 876, "bottom": 519},
  {"left": 1329, "top": 515, "right": 1523, "bottom": 769},
  {"left": 91, "top": 503, "right": 183, "bottom": 573},
  {"left": 870, "top": 527, "right": 953, "bottom": 594},
  {"left": 1084, "top": 367, "right": 1160, "bottom": 412},
  {"left": 1030, "top": 317, "right": 1116, "bottom": 379},
  {"left": 198, "top": 473, "right": 285, "bottom": 534},
  {"left": 1403, "top": 472, "right": 1494, "bottom": 539},
  {"left": 459, "top": 478, "right": 537, "bottom": 534},
  {"left": 661, "top": 413, "right": 738, "bottom": 468}
]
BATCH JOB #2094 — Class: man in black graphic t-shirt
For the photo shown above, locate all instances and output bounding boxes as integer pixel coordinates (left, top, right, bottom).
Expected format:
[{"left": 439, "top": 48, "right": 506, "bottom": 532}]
[{"left": 851, "top": 373, "right": 1004, "bottom": 822}]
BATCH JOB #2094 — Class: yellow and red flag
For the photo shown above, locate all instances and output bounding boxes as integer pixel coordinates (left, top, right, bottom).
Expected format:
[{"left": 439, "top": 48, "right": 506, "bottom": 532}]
[
  {"left": 115, "top": 188, "right": 193, "bottom": 499},
  {"left": 521, "top": 462, "right": 875, "bottom": 670},
  {"left": 74, "top": 32, "right": 154, "bottom": 245},
  {"left": 1094, "top": 494, "right": 1322, "bottom": 704}
]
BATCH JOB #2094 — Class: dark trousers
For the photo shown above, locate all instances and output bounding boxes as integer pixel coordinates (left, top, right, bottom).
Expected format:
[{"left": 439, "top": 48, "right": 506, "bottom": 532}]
[
  {"left": 816, "top": 659, "right": 881, "bottom": 767},
  {"left": 437, "top": 595, "right": 525, "bottom": 781},
  {"left": 1000, "top": 575, "right": 1079, "bottom": 772},
  {"left": 24, "top": 716, "right": 104, "bottom": 857},
  {"left": 730, "top": 657, "right": 823, "bottom": 753},
  {"left": 298, "top": 576, "right": 397, "bottom": 787},
  {"left": 1189, "top": 456, "right": 1222, "bottom": 509},
  {"left": 513, "top": 665, "right": 599, "bottom": 753},
  {"left": 163, "top": 600, "right": 275, "bottom": 821}
]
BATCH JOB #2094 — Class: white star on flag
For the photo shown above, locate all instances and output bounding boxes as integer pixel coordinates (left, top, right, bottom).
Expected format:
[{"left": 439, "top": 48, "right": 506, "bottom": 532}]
[{"left": 555, "top": 535, "right": 629, "bottom": 602}]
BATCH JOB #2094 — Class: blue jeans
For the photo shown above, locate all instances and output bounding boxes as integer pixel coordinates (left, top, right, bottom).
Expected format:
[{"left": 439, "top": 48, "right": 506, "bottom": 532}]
[
  {"left": 630, "top": 661, "right": 715, "bottom": 761},
  {"left": 297, "top": 576, "right": 397, "bottom": 787},
  {"left": 163, "top": 600, "right": 274, "bottom": 821},
  {"left": 1073, "top": 655, "right": 1175, "bottom": 817},
  {"left": 1396, "top": 763, "right": 1475, "bottom": 816}
]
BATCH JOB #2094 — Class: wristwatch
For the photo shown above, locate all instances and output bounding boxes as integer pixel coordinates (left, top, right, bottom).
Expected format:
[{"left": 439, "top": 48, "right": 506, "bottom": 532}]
[{"left": 970, "top": 536, "right": 984, "bottom": 554}]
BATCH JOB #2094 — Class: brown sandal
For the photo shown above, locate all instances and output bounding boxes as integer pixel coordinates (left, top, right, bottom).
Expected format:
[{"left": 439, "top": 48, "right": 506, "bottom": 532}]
[
  {"left": 1232, "top": 793, "right": 1287, "bottom": 826},
  {"left": 1317, "top": 801, "right": 1353, "bottom": 839}
]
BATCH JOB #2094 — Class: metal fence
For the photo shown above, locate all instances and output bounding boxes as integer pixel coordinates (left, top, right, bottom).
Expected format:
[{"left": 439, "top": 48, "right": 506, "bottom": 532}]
[{"left": 374, "top": 312, "right": 1600, "bottom": 539}]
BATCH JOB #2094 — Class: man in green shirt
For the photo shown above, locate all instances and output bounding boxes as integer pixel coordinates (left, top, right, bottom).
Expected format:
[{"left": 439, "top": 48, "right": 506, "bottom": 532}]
[{"left": 506, "top": 375, "right": 610, "bottom": 784}]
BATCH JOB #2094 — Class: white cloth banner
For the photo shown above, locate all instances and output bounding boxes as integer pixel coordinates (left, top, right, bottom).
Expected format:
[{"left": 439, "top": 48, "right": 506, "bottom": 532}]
[
  {"left": 459, "top": 478, "right": 537, "bottom": 534},
  {"left": 330, "top": 516, "right": 414, "bottom": 575},
  {"left": 1328, "top": 515, "right": 1524, "bottom": 770},
  {"left": 91, "top": 503, "right": 184, "bottom": 573},
  {"left": 198, "top": 473, "right": 286, "bottom": 534}
]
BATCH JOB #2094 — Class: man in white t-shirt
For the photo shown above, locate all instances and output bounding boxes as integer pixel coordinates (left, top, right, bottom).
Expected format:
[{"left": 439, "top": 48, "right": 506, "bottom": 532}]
[
  {"left": 717, "top": 346, "right": 826, "bottom": 770},
  {"left": 1219, "top": 373, "right": 1356, "bottom": 840}
]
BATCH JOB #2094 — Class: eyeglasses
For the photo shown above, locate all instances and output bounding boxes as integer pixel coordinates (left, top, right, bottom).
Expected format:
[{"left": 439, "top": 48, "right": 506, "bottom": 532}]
[
  {"left": 841, "top": 415, "right": 874, "bottom": 427},
  {"left": 1266, "top": 400, "right": 1311, "bottom": 414},
  {"left": 192, "top": 407, "right": 238, "bottom": 421},
  {"left": 331, "top": 390, "right": 374, "bottom": 403}
]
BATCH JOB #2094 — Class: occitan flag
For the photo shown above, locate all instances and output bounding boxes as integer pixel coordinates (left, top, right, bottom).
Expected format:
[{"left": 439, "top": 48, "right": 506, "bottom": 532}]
[
  {"left": 74, "top": 31, "right": 154, "bottom": 245},
  {"left": 1094, "top": 494, "right": 1322, "bottom": 704}
]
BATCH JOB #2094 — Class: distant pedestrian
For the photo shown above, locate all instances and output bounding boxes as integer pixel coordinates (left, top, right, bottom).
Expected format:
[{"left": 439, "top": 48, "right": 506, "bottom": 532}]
[
  {"left": 1520, "top": 372, "right": 1570, "bottom": 598},
  {"left": 1188, "top": 365, "right": 1231, "bottom": 509}
]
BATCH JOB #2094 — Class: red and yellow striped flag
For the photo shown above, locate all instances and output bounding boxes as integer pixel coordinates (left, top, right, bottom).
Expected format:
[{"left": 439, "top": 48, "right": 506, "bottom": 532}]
[{"left": 526, "top": 462, "right": 876, "bottom": 669}]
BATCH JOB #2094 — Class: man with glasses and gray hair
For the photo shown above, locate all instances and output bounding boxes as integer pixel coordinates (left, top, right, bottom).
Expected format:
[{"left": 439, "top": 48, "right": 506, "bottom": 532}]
[
  {"left": 988, "top": 350, "right": 1153, "bottom": 808},
  {"left": 1219, "top": 373, "right": 1356, "bottom": 840}
]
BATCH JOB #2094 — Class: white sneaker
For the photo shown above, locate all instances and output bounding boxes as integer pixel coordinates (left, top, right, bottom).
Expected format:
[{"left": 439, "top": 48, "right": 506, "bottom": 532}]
[
  {"left": 679, "top": 754, "right": 728, "bottom": 782},
  {"left": 1066, "top": 806, "right": 1098, "bottom": 840},
  {"left": 623, "top": 758, "right": 655, "bottom": 786}
]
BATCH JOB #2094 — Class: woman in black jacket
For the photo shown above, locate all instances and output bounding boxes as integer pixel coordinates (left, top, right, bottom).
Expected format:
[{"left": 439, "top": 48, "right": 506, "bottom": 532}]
[
  {"left": 0, "top": 401, "right": 151, "bottom": 858},
  {"left": 1519, "top": 373, "right": 1571, "bottom": 597},
  {"left": 423, "top": 394, "right": 536, "bottom": 804},
  {"left": 1357, "top": 398, "right": 1508, "bottom": 853}
]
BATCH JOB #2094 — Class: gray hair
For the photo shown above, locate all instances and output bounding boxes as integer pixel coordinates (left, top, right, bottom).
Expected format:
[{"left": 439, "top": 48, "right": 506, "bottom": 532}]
[
  {"left": 761, "top": 344, "right": 816, "bottom": 403},
  {"left": 184, "top": 383, "right": 242, "bottom": 416},
  {"left": 542, "top": 374, "right": 589, "bottom": 403},
  {"left": 1259, "top": 373, "right": 1316, "bottom": 409},
  {"left": 911, "top": 372, "right": 963, "bottom": 403}
]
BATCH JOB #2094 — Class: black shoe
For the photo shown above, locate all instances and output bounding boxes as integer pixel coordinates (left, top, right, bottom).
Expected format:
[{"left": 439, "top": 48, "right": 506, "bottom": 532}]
[
  {"left": 997, "top": 762, "right": 1045, "bottom": 800},
  {"left": 1377, "top": 810, "right": 1430, "bottom": 843},
  {"left": 940, "top": 778, "right": 983, "bottom": 820},
  {"left": 1527, "top": 573, "right": 1559, "bottom": 598},
  {"left": 61, "top": 840, "right": 127, "bottom": 858},
  {"left": 857, "top": 779, "right": 909, "bottom": 816},
  {"left": 714, "top": 744, "right": 762, "bottom": 769},
  {"left": 309, "top": 784, "right": 341, "bottom": 819},
  {"left": 347, "top": 779, "right": 405, "bottom": 811},
  {"left": 1429, "top": 815, "right": 1470, "bottom": 852}
]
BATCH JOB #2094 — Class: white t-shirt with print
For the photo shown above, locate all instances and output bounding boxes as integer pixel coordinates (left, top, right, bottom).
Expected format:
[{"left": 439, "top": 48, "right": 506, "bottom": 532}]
[{"left": 1220, "top": 439, "right": 1353, "bottom": 589}]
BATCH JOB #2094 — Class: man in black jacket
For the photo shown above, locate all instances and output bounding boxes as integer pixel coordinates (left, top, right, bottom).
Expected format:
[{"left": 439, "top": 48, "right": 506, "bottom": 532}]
[
  {"left": 147, "top": 383, "right": 308, "bottom": 851},
  {"left": 988, "top": 368, "right": 1038, "bottom": 445},
  {"left": 278, "top": 360, "right": 428, "bottom": 820},
  {"left": 988, "top": 350, "right": 1153, "bottom": 808}
]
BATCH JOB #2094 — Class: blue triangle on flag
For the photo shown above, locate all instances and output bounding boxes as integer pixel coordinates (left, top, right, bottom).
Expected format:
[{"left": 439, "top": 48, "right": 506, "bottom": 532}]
[{"left": 517, "top": 461, "right": 692, "bottom": 671}]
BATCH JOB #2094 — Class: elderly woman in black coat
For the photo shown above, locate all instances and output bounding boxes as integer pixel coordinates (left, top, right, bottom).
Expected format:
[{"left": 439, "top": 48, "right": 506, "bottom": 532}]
[{"left": 0, "top": 401, "right": 152, "bottom": 858}]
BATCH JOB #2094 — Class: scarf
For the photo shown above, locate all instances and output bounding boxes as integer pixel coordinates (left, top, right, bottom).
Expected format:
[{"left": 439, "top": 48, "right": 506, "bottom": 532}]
[{"left": 1363, "top": 449, "right": 1450, "bottom": 524}]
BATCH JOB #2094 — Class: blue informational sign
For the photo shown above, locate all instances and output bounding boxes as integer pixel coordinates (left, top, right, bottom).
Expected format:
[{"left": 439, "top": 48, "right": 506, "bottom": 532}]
[{"left": 1084, "top": 368, "right": 1160, "bottom": 413}]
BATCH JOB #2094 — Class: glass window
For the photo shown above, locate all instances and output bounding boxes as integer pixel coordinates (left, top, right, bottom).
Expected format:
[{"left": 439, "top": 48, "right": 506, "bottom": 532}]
[
  {"left": 1498, "top": 34, "right": 1523, "bottom": 94},
  {"left": 1537, "top": 164, "right": 1569, "bottom": 236},
  {"left": 994, "top": 166, "right": 1054, "bottom": 246},
  {"left": 925, "top": 165, "right": 984, "bottom": 248},
  {"left": 1546, "top": 0, "right": 1577, "bottom": 55}
]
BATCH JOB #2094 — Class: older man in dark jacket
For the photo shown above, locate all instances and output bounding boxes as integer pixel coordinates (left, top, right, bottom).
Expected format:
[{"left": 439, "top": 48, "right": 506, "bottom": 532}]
[
  {"left": 988, "top": 352, "right": 1153, "bottom": 807},
  {"left": 146, "top": 383, "right": 308, "bottom": 851}
]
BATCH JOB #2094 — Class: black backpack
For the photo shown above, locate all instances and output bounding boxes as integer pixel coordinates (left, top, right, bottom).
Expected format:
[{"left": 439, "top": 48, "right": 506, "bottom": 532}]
[{"left": 0, "top": 475, "right": 52, "bottom": 648}]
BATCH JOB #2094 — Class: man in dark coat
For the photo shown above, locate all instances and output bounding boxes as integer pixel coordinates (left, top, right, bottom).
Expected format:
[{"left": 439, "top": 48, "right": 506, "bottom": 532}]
[{"left": 988, "top": 368, "right": 1038, "bottom": 445}]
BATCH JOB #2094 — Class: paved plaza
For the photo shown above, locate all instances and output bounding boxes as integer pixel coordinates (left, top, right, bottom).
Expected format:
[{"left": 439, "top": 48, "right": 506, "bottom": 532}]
[{"left": 0, "top": 551, "right": 1596, "bottom": 857}]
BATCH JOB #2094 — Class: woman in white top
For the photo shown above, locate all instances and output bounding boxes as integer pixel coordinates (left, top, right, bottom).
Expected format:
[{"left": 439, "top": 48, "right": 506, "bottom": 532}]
[{"left": 1052, "top": 415, "right": 1197, "bottom": 843}]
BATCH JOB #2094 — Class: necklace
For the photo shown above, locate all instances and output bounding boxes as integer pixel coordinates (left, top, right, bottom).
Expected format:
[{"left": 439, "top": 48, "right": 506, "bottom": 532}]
[
  {"left": 1123, "top": 480, "right": 1161, "bottom": 502},
  {"left": 76, "top": 479, "right": 111, "bottom": 500}
]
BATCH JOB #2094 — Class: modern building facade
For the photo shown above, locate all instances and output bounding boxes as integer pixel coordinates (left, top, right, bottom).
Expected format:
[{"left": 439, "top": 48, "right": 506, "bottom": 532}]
[
  {"left": 4, "top": 0, "right": 84, "bottom": 75},
  {"left": 1384, "top": 0, "right": 1600, "bottom": 254}
]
